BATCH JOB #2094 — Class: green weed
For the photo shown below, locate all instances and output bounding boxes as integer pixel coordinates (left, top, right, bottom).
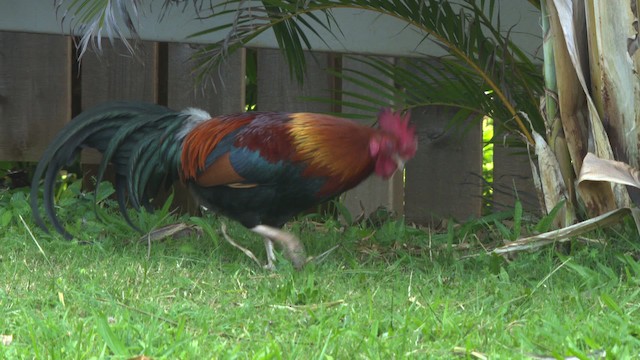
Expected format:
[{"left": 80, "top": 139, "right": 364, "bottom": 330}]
[{"left": 1, "top": 185, "right": 639, "bottom": 358}]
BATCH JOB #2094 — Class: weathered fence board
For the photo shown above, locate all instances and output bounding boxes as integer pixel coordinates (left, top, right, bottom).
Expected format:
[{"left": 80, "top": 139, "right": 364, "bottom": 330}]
[
  {"left": 165, "top": 44, "right": 247, "bottom": 213},
  {"left": 254, "top": 50, "right": 405, "bottom": 219},
  {"left": 80, "top": 40, "right": 159, "bottom": 165},
  {"left": 256, "top": 49, "right": 334, "bottom": 113},
  {"left": 81, "top": 40, "right": 159, "bottom": 108},
  {"left": 167, "top": 44, "right": 245, "bottom": 114},
  {"left": 0, "top": 30, "right": 538, "bottom": 226},
  {"left": 340, "top": 56, "right": 404, "bottom": 218},
  {"left": 0, "top": 32, "right": 71, "bottom": 161},
  {"left": 493, "top": 138, "right": 539, "bottom": 212},
  {"left": 405, "top": 106, "right": 483, "bottom": 225}
]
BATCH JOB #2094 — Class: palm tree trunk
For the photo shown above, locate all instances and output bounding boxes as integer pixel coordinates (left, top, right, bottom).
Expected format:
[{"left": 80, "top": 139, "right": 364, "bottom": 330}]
[{"left": 544, "top": 0, "right": 634, "bottom": 218}]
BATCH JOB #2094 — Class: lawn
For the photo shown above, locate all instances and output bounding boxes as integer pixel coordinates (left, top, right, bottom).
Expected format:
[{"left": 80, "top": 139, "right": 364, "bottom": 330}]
[{"left": 1, "top": 185, "right": 640, "bottom": 359}]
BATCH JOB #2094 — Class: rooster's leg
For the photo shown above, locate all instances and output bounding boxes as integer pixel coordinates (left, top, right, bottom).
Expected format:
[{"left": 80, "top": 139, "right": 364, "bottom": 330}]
[
  {"left": 263, "top": 238, "right": 277, "bottom": 271},
  {"left": 220, "top": 223, "right": 263, "bottom": 268},
  {"left": 251, "top": 225, "right": 307, "bottom": 270}
]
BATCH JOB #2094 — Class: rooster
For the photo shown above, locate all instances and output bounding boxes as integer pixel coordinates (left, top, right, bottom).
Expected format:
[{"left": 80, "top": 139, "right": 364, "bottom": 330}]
[{"left": 30, "top": 102, "right": 416, "bottom": 269}]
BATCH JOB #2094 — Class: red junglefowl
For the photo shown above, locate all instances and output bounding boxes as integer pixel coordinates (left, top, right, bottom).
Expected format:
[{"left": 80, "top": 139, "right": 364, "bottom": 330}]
[{"left": 30, "top": 102, "right": 417, "bottom": 269}]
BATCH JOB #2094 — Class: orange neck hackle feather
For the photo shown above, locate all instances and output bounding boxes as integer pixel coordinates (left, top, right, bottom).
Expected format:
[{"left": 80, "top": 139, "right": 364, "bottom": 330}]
[{"left": 288, "top": 113, "right": 376, "bottom": 195}]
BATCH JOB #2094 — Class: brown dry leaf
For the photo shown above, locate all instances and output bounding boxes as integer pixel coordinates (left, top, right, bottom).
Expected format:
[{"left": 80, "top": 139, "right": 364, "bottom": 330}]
[
  {"left": 1, "top": 334, "right": 12, "bottom": 346},
  {"left": 548, "top": 0, "right": 630, "bottom": 212},
  {"left": 128, "top": 356, "right": 153, "bottom": 360},
  {"left": 533, "top": 131, "right": 576, "bottom": 226},
  {"left": 577, "top": 153, "right": 640, "bottom": 231},
  {"left": 578, "top": 152, "right": 640, "bottom": 189},
  {"left": 140, "top": 223, "right": 202, "bottom": 243},
  {"left": 492, "top": 207, "right": 640, "bottom": 255},
  {"left": 528, "top": 349, "right": 606, "bottom": 359},
  {"left": 268, "top": 300, "right": 346, "bottom": 312},
  {"left": 587, "top": 3, "right": 640, "bottom": 187},
  {"left": 452, "top": 346, "right": 488, "bottom": 360}
]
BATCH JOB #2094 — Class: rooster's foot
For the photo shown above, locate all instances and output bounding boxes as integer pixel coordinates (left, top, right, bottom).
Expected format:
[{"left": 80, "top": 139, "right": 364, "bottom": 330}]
[
  {"left": 251, "top": 225, "right": 307, "bottom": 270},
  {"left": 141, "top": 223, "right": 202, "bottom": 242},
  {"left": 220, "top": 223, "right": 264, "bottom": 269},
  {"left": 263, "top": 238, "right": 277, "bottom": 271}
]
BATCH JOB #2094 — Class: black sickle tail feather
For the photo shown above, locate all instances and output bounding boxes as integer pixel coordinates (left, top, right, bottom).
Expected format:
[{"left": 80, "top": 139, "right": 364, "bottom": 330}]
[{"left": 30, "top": 101, "right": 192, "bottom": 240}]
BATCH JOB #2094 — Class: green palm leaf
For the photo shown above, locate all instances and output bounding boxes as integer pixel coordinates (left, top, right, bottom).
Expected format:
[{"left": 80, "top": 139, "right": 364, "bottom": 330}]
[
  {"left": 59, "top": 0, "right": 543, "bottom": 140},
  {"left": 189, "top": 0, "right": 542, "bottom": 140}
]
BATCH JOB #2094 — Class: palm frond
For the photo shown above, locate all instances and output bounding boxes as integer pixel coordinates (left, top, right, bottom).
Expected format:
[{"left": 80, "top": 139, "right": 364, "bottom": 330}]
[
  {"left": 188, "top": 0, "right": 542, "bottom": 141},
  {"left": 187, "top": 0, "right": 344, "bottom": 85},
  {"left": 59, "top": 0, "right": 542, "bottom": 141},
  {"left": 54, "top": 0, "right": 142, "bottom": 58}
]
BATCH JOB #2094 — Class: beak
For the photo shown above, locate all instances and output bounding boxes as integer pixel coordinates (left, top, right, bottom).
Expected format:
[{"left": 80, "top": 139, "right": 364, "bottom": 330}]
[{"left": 393, "top": 154, "right": 406, "bottom": 171}]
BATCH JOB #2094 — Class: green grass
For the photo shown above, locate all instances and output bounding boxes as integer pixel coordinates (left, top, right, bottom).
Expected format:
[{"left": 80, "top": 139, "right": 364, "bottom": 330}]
[{"left": 1, "top": 186, "right": 640, "bottom": 359}]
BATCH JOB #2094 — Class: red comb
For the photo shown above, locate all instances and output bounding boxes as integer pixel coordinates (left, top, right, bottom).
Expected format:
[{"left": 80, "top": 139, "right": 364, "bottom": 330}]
[{"left": 378, "top": 108, "right": 416, "bottom": 153}]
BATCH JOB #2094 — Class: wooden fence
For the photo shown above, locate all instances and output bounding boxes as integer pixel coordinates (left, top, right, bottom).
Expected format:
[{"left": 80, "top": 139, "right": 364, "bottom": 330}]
[{"left": 0, "top": 31, "right": 538, "bottom": 225}]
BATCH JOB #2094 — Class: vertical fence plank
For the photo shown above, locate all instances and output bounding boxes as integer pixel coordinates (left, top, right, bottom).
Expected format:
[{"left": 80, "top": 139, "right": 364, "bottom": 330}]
[
  {"left": 81, "top": 41, "right": 158, "bottom": 108},
  {"left": 80, "top": 41, "right": 158, "bottom": 166},
  {"left": 166, "top": 44, "right": 246, "bottom": 213},
  {"left": 78, "top": 40, "right": 159, "bottom": 203},
  {"left": 340, "top": 56, "right": 404, "bottom": 219},
  {"left": 1, "top": 32, "right": 503, "bottom": 225},
  {"left": 256, "top": 49, "right": 333, "bottom": 112},
  {"left": 405, "top": 107, "right": 483, "bottom": 225},
  {"left": 167, "top": 44, "right": 245, "bottom": 114},
  {"left": 493, "top": 138, "right": 539, "bottom": 212},
  {"left": 0, "top": 32, "right": 71, "bottom": 161}
]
